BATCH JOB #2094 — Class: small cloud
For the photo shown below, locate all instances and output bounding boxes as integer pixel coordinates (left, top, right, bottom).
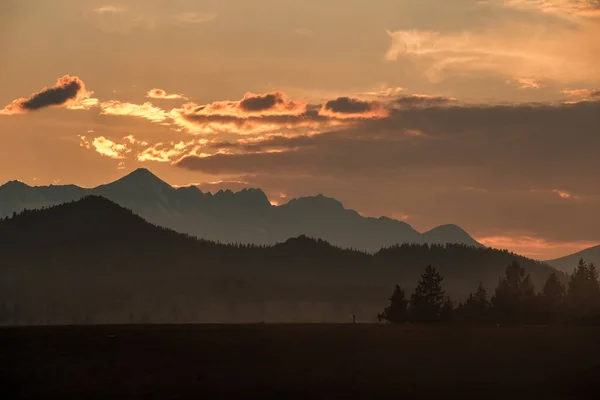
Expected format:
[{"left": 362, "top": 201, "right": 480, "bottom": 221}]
[
  {"left": 561, "top": 88, "right": 600, "bottom": 98},
  {"left": 553, "top": 189, "right": 579, "bottom": 200},
  {"left": 174, "top": 12, "right": 217, "bottom": 24},
  {"left": 117, "top": 161, "right": 126, "bottom": 170},
  {"left": 320, "top": 97, "right": 389, "bottom": 119},
  {"left": 91, "top": 136, "right": 131, "bottom": 159},
  {"left": 391, "top": 212, "right": 410, "bottom": 221},
  {"left": 357, "top": 87, "right": 405, "bottom": 98},
  {"left": 99, "top": 101, "right": 168, "bottom": 123},
  {"left": 146, "top": 88, "right": 188, "bottom": 100},
  {"left": 94, "top": 5, "right": 125, "bottom": 14},
  {"left": 508, "top": 78, "right": 542, "bottom": 89}
]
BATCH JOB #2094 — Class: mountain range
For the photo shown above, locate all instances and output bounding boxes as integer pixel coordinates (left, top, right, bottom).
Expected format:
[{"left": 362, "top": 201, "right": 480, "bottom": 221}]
[
  {"left": 0, "top": 168, "right": 483, "bottom": 252},
  {"left": 0, "top": 196, "right": 560, "bottom": 324}
]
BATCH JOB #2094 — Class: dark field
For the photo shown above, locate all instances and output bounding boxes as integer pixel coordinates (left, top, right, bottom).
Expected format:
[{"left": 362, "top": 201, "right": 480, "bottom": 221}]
[{"left": 2, "top": 324, "right": 600, "bottom": 399}]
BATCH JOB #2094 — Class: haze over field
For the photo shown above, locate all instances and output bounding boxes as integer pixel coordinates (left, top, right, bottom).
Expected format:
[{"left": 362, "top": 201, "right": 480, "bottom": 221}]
[{"left": 1, "top": 0, "right": 599, "bottom": 259}]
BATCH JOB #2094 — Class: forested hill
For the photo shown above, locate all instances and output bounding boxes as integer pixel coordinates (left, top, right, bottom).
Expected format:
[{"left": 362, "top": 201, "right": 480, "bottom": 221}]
[{"left": 0, "top": 196, "right": 564, "bottom": 324}]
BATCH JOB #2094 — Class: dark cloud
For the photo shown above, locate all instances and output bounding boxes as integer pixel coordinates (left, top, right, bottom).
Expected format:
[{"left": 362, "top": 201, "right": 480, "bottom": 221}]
[
  {"left": 240, "top": 93, "right": 284, "bottom": 112},
  {"left": 324, "top": 97, "right": 371, "bottom": 114},
  {"left": 1, "top": 75, "right": 94, "bottom": 114},
  {"left": 176, "top": 101, "right": 600, "bottom": 244},
  {"left": 21, "top": 79, "right": 81, "bottom": 111},
  {"left": 394, "top": 95, "right": 456, "bottom": 108}
]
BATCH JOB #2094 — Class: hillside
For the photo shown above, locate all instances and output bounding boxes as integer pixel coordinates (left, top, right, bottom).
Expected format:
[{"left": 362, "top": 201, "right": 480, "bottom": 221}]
[
  {"left": 546, "top": 245, "right": 600, "bottom": 273},
  {"left": 0, "top": 197, "right": 560, "bottom": 324},
  {"left": 0, "top": 168, "right": 482, "bottom": 251}
]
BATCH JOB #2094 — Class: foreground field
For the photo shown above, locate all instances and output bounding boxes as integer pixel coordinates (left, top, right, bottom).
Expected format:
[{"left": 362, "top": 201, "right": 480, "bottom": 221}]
[{"left": 2, "top": 324, "right": 600, "bottom": 399}]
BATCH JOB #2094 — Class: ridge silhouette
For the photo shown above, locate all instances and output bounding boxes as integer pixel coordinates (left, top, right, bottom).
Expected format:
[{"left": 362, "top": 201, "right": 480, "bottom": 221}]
[{"left": 0, "top": 168, "right": 484, "bottom": 252}]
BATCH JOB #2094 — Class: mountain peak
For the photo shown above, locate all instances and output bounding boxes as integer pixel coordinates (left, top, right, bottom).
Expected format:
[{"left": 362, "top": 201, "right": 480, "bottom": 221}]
[
  {"left": 102, "top": 168, "right": 174, "bottom": 192},
  {"left": 0, "top": 180, "right": 31, "bottom": 190},
  {"left": 422, "top": 224, "right": 483, "bottom": 248}
]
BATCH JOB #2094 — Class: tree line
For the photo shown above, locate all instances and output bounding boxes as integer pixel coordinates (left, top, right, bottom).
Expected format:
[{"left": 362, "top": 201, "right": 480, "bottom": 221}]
[{"left": 378, "top": 258, "right": 600, "bottom": 325}]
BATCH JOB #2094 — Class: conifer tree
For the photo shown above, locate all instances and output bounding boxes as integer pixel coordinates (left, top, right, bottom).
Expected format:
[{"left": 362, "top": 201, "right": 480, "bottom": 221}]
[
  {"left": 377, "top": 285, "right": 408, "bottom": 323},
  {"left": 409, "top": 265, "right": 445, "bottom": 322},
  {"left": 539, "top": 272, "right": 564, "bottom": 323}
]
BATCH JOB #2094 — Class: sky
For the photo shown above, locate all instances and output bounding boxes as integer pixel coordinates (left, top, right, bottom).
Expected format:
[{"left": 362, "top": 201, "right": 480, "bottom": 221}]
[{"left": 1, "top": 0, "right": 599, "bottom": 260}]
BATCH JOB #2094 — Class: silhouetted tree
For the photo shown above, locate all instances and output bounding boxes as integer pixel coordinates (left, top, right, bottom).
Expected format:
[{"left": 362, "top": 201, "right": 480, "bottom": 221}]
[
  {"left": 457, "top": 283, "right": 490, "bottom": 322},
  {"left": 566, "top": 259, "right": 600, "bottom": 322},
  {"left": 538, "top": 272, "right": 564, "bottom": 323},
  {"left": 377, "top": 285, "right": 408, "bottom": 323},
  {"left": 409, "top": 265, "right": 445, "bottom": 322},
  {"left": 491, "top": 261, "right": 536, "bottom": 323}
]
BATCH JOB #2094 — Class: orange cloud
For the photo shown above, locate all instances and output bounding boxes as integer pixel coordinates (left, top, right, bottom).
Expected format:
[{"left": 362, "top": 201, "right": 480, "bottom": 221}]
[
  {"left": 357, "top": 87, "right": 405, "bottom": 98},
  {"left": 99, "top": 100, "right": 168, "bottom": 123},
  {"left": 88, "top": 136, "right": 131, "bottom": 159},
  {"left": 501, "top": 0, "right": 600, "bottom": 19},
  {"left": 1, "top": 75, "right": 97, "bottom": 115},
  {"left": 561, "top": 88, "right": 600, "bottom": 97},
  {"left": 93, "top": 5, "right": 125, "bottom": 14},
  {"left": 170, "top": 92, "right": 337, "bottom": 135},
  {"left": 136, "top": 140, "right": 202, "bottom": 163},
  {"left": 509, "top": 78, "right": 542, "bottom": 89},
  {"left": 146, "top": 88, "right": 188, "bottom": 100}
]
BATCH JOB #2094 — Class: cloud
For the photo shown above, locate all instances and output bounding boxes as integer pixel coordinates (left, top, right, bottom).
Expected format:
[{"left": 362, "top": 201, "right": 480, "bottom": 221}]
[
  {"left": 384, "top": 23, "right": 600, "bottom": 85},
  {"left": 175, "top": 100, "right": 600, "bottom": 192},
  {"left": 99, "top": 101, "right": 168, "bottom": 123},
  {"left": 169, "top": 92, "right": 330, "bottom": 135},
  {"left": 508, "top": 78, "right": 543, "bottom": 89},
  {"left": 173, "top": 12, "right": 217, "bottom": 24},
  {"left": 1, "top": 75, "right": 97, "bottom": 115},
  {"left": 394, "top": 94, "right": 457, "bottom": 108},
  {"left": 136, "top": 140, "right": 204, "bottom": 163},
  {"left": 94, "top": 5, "right": 125, "bottom": 14},
  {"left": 85, "top": 136, "right": 131, "bottom": 159},
  {"left": 357, "top": 87, "right": 405, "bottom": 98},
  {"left": 146, "top": 88, "right": 188, "bottom": 100},
  {"left": 561, "top": 88, "right": 600, "bottom": 97},
  {"left": 320, "top": 97, "right": 389, "bottom": 119},
  {"left": 500, "top": 0, "right": 600, "bottom": 19},
  {"left": 295, "top": 28, "right": 315, "bottom": 38}
]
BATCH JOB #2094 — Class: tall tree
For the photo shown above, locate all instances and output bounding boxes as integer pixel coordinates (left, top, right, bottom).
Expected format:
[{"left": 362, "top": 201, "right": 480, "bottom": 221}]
[
  {"left": 538, "top": 272, "right": 565, "bottom": 323},
  {"left": 491, "top": 261, "right": 536, "bottom": 323},
  {"left": 409, "top": 265, "right": 445, "bottom": 322},
  {"left": 377, "top": 285, "right": 408, "bottom": 323},
  {"left": 566, "top": 259, "right": 600, "bottom": 321},
  {"left": 457, "top": 283, "right": 490, "bottom": 322}
]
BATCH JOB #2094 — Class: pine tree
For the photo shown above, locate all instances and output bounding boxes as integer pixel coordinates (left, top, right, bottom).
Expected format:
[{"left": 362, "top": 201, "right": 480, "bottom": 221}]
[
  {"left": 491, "top": 261, "right": 535, "bottom": 323},
  {"left": 539, "top": 272, "right": 564, "bottom": 323},
  {"left": 566, "top": 258, "right": 593, "bottom": 320},
  {"left": 377, "top": 285, "right": 408, "bottom": 323},
  {"left": 409, "top": 265, "right": 445, "bottom": 322},
  {"left": 458, "top": 283, "right": 490, "bottom": 322}
]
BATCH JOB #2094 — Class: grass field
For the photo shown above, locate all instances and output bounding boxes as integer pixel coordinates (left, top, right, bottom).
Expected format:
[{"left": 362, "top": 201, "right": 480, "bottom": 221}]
[{"left": 2, "top": 324, "right": 600, "bottom": 399}]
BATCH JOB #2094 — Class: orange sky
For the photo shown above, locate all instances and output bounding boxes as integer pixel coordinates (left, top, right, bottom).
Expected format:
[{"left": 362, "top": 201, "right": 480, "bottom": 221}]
[{"left": 1, "top": 0, "right": 599, "bottom": 260}]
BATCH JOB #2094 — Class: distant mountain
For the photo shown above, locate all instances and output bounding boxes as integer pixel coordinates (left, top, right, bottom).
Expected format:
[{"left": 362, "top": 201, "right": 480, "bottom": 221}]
[
  {"left": 545, "top": 245, "right": 600, "bottom": 273},
  {"left": 0, "top": 168, "right": 483, "bottom": 251},
  {"left": 0, "top": 196, "right": 559, "bottom": 324}
]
